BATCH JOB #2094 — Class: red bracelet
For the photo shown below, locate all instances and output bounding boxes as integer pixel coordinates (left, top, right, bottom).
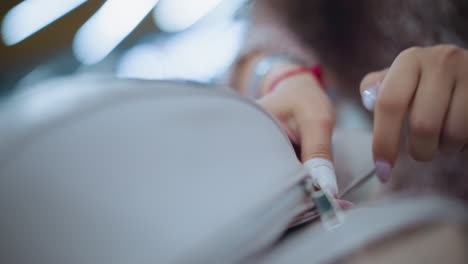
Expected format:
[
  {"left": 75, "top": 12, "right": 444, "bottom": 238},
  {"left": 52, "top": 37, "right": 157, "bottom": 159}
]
[{"left": 266, "top": 65, "right": 325, "bottom": 94}]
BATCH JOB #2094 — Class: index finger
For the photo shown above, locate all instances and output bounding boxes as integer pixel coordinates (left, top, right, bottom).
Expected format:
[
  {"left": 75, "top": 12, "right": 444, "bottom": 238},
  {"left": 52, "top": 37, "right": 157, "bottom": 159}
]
[
  {"left": 373, "top": 48, "right": 421, "bottom": 175},
  {"left": 295, "top": 90, "right": 338, "bottom": 195}
]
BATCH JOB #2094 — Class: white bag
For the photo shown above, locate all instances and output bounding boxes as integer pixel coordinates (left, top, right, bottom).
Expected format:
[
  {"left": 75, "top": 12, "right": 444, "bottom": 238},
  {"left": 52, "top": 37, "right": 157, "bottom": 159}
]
[{"left": 0, "top": 76, "right": 466, "bottom": 264}]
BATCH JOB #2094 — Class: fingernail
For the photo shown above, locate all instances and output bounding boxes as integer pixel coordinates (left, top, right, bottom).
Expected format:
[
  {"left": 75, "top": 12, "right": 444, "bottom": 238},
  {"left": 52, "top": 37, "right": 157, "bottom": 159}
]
[
  {"left": 375, "top": 160, "right": 392, "bottom": 183},
  {"left": 337, "top": 200, "right": 354, "bottom": 210},
  {"left": 304, "top": 158, "right": 338, "bottom": 196},
  {"left": 361, "top": 85, "right": 378, "bottom": 112},
  {"left": 322, "top": 182, "right": 338, "bottom": 197}
]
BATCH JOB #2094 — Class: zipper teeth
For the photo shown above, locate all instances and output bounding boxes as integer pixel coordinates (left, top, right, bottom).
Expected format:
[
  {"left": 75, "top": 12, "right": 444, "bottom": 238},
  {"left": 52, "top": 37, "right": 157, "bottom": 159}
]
[
  {"left": 177, "top": 163, "right": 320, "bottom": 264},
  {"left": 288, "top": 175, "right": 320, "bottom": 228},
  {"left": 231, "top": 173, "right": 313, "bottom": 262}
]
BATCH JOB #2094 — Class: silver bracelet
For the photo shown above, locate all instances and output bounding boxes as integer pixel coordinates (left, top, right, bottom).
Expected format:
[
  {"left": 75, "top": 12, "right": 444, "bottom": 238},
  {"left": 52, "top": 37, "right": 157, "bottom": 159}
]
[{"left": 247, "top": 54, "right": 304, "bottom": 98}]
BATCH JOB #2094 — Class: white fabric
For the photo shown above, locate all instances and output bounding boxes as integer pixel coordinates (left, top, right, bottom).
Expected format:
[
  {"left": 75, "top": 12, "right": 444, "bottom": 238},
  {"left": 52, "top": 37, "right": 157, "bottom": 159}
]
[
  {"left": 0, "top": 77, "right": 465, "bottom": 264},
  {"left": 0, "top": 77, "right": 305, "bottom": 264}
]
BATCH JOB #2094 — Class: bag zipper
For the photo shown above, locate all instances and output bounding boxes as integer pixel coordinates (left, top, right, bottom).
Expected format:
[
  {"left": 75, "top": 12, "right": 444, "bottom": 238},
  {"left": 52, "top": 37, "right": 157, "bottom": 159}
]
[{"left": 177, "top": 167, "right": 313, "bottom": 264}]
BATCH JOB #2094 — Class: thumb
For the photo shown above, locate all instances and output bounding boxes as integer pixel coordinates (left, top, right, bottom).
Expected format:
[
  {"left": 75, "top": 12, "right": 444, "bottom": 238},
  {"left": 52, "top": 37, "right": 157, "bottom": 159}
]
[
  {"left": 296, "top": 105, "right": 338, "bottom": 196},
  {"left": 359, "top": 68, "right": 389, "bottom": 111}
]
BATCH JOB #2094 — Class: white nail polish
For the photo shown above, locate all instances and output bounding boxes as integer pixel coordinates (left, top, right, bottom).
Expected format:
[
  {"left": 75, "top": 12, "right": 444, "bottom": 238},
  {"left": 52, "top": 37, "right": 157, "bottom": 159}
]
[
  {"left": 304, "top": 158, "right": 338, "bottom": 195},
  {"left": 362, "top": 86, "right": 378, "bottom": 112}
]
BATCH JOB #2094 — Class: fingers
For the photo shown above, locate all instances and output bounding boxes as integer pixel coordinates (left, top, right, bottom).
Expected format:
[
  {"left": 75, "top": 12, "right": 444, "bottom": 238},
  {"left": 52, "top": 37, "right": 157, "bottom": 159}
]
[
  {"left": 360, "top": 68, "right": 389, "bottom": 111},
  {"left": 260, "top": 73, "right": 335, "bottom": 163},
  {"left": 258, "top": 73, "right": 338, "bottom": 195},
  {"left": 257, "top": 90, "right": 298, "bottom": 143},
  {"left": 360, "top": 69, "right": 389, "bottom": 92},
  {"left": 298, "top": 102, "right": 338, "bottom": 195},
  {"left": 297, "top": 101, "right": 334, "bottom": 162},
  {"left": 337, "top": 200, "right": 354, "bottom": 210},
  {"left": 440, "top": 79, "right": 468, "bottom": 154},
  {"left": 372, "top": 48, "right": 421, "bottom": 175},
  {"left": 408, "top": 55, "right": 456, "bottom": 161},
  {"left": 293, "top": 78, "right": 338, "bottom": 195},
  {"left": 360, "top": 45, "right": 468, "bottom": 185}
]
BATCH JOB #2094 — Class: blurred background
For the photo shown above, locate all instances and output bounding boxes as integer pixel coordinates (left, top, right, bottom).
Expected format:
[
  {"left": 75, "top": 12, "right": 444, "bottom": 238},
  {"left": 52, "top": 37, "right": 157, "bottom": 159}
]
[{"left": 0, "top": 0, "right": 249, "bottom": 96}]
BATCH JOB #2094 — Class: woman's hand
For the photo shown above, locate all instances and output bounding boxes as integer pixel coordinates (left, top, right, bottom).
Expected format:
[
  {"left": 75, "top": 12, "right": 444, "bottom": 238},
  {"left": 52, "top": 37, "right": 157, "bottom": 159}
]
[
  {"left": 360, "top": 44, "right": 468, "bottom": 182},
  {"left": 256, "top": 63, "right": 338, "bottom": 195}
]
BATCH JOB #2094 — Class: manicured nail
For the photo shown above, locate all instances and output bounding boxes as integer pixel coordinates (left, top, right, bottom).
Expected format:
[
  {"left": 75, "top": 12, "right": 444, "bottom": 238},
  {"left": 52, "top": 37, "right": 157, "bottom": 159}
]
[
  {"left": 304, "top": 158, "right": 338, "bottom": 196},
  {"left": 375, "top": 160, "right": 392, "bottom": 183},
  {"left": 361, "top": 85, "right": 378, "bottom": 112},
  {"left": 337, "top": 200, "right": 354, "bottom": 210}
]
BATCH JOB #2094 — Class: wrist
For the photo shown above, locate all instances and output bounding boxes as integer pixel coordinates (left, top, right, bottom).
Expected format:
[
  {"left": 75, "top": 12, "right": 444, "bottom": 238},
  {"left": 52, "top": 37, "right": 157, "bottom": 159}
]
[
  {"left": 247, "top": 54, "right": 305, "bottom": 98},
  {"left": 244, "top": 53, "right": 324, "bottom": 98},
  {"left": 240, "top": 52, "right": 268, "bottom": 94},
  {"left": 261, "top": 64, "right": 325, "bottom": 97},
  {"left": 260, "top": 62, "right": 305, "bottom": 97}
]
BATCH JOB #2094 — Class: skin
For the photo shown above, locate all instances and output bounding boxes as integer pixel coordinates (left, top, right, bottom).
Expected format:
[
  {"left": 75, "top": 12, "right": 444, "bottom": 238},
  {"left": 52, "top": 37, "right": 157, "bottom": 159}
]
[
  {"left": 361, "top": 45, "right": 468, "bottom": 164},
  {"left": 229, "top": 3, "right": 468, "bottom": 259},
  {"left": 231, "top": 0, "right": 468, "bottom": 196},
  {"left": 257, "top": 62, "right": 334, "bottom": 163},
  {"left": 256, "top": 44, "right": 468, "bottom": 186}
]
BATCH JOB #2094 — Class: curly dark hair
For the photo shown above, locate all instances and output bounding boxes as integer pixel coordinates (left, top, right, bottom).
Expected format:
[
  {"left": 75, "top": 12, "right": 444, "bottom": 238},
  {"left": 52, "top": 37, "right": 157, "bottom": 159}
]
[{"left": 252, "top": 0, "right": 468, "bottom": 85}]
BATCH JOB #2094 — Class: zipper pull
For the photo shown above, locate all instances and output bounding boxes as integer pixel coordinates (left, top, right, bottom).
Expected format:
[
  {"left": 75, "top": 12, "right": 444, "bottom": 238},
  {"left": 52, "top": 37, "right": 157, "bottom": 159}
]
[{"left": 303, "top": 176, "right": 344, "bottom": 230}]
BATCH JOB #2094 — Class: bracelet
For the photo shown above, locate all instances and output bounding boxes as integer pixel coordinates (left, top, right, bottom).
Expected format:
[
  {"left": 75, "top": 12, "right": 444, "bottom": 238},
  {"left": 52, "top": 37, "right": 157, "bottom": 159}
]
[
  {"left": 248, "top": 54, "right": 303, "bottom": 98},
  {"left": 266, "top": 65, "right": 325, "bottom": 94}
]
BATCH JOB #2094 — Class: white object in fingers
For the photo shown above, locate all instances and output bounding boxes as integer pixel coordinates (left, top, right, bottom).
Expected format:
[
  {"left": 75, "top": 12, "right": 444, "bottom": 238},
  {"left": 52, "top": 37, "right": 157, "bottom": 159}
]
[
  {"left": 304, "top": 158, "right": 338, "bottom": 195},
  {"left": 361, "top": 86, "right": 377, "bottom": 112}
]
